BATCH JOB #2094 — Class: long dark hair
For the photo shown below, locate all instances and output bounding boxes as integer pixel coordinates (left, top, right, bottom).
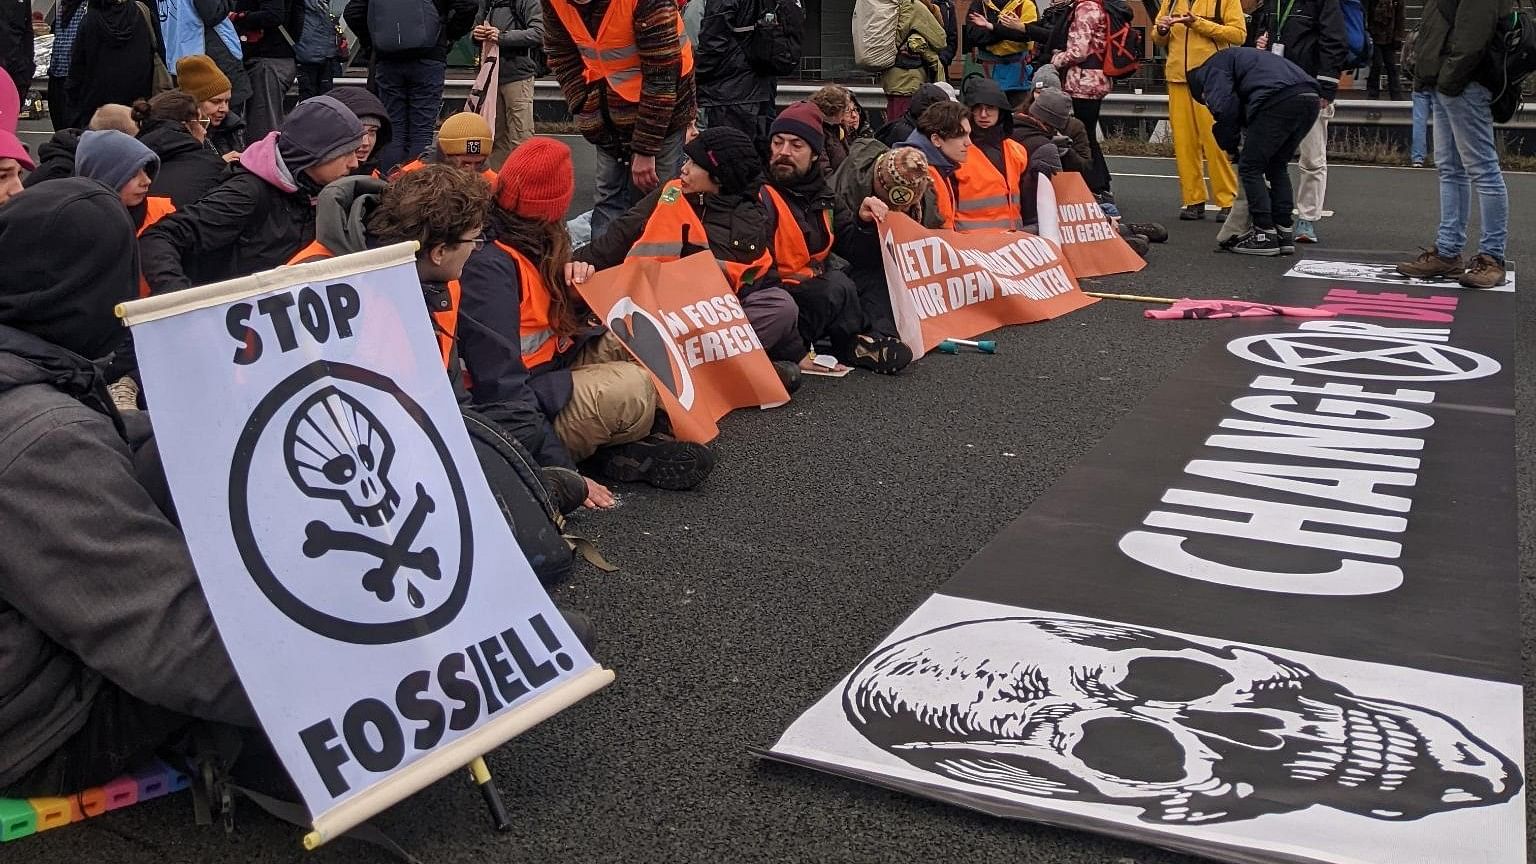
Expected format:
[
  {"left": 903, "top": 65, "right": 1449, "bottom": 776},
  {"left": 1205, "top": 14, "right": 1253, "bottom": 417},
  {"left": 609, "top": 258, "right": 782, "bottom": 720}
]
[{"left": 491, "top": 208, "right": 585, "bottom": 338}]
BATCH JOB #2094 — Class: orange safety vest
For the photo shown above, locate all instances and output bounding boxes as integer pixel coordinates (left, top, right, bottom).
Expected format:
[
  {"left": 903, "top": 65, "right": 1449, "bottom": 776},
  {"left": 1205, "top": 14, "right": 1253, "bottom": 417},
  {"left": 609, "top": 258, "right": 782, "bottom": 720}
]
[
  {"left": 493, "top": 240, "right": 566, "bottom": 369},
  {"left": 952, "top": 139, "right": 1030, "bottom": 232},
  {"left": 285, "top": 240, "right": 461, "bottom": 370},
  {"left": 391, "top": 158, "right": 497, "bottom": 186},
  {"left": 761, "top": 185, "right": 833, "bottom": 286},
  {"left": 136, "top": 196, "right": 177, "bottom": 297},
  {"left": 625, "top": 180, "right": 771, "bottom": 293},
  {"left": 927, "top": 166, "right": 958, "bottom": 230},
  {"left": 546, "top": 0, "right": 695, "bottom": 103}
]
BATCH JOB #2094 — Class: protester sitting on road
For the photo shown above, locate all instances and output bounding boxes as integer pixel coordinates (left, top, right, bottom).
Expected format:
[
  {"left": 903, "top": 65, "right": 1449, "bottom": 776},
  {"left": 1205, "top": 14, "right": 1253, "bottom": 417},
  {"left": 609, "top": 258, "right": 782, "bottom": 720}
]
[
  {"left": 575, "top": 126, "right": 803, "bottom": 371},
  {"left": 74, "top": 129, "right": 171, "bottom": 235},
  {"left": 1189, "top": 47, "right": 1320, "bottom": 257},
  {"left": 544, "top": 0, "right": 696, "bottom": 239},
  {"left": 954, "top": 75, "right": 1028, "bottom": 232},
  {"left": 460, "top": 137, "right": 715, "bottom": 495},
  {"left": 22, "top": 104, "right": 141, "bottom": 187},
  {"left": 176, "top": 55, "right": 246, "bottom": 161},
  {"left": 141, "top": 95, "right": 363, "bottom": 292},
  {"left": 810, "top": 84, "right": 854, "bottom": 173},
  {"left": 895, "top": 100, "right": 971, "bottom": 229},
  {"left": 391, "top": 111, "right": 497, "bottom": 184},
  {"left": 325, "top": 86, "right": 392, "bottom": 179},
  {"left": 0, "top": 177, "right": 258, "bottom": 800},
  {"left": 0, "top": 108, "right": 32, "bottom": 207},
  {"left": 763, "top": 102, "right": 911, "bottom": 375},
  {"left": 131, "top": 92, "right": 229, "bottom": 207},
  {"left": 831, "top": 141, "right": 945, "bottom": 340},
  {"left": 874, "top": 82, "right": 949, "bottom": 147}
]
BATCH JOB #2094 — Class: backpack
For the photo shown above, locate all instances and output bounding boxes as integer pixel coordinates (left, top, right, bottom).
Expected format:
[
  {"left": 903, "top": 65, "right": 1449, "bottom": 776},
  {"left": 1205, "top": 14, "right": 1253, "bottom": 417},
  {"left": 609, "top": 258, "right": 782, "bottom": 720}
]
[
  {"left": 1480, "top": 0, "right": 1536, "bottom": 122},
  {"left": 1339, "top": 0, "right": 1374, "bottom": 68},
  {"left": 460, "top": 408, "right": 574, "bottom": 586},
  {"left": 1097, "top": 0, "right": 1142, "bottom": 77},
  {"left": 367, "top": 0, "right": 442, "bottom": 54},
  {"left": 853, "top": 0, "right": 901, "bottom": 70},
  {"left": 744, "top": 0, "right": 805, "bottom": 76},
  {"left": 293, "top": 0, "right": 347, "bottom": 64}
]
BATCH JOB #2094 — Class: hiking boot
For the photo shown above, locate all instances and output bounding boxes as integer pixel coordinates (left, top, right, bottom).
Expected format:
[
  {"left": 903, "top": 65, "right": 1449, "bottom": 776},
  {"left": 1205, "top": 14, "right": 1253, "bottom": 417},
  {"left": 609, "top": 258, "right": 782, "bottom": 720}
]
[
  {"left": 848, "top": 334, "right": 912, "bottom": 374},
  {"left": 1396, "top": 248, "right": 1465, "bottom": 279},
  {"left": 1179, "top": 204, "right": 1205, "bottom": 221},
  {"left": 772, "top": 360, "right": 802, "bottom": 394},
  {"left": 1125, "top": 232, "right": 1151, "bottom": 257},
  {"left": 1232, "top": 229, "right": 1281, "bottom": 257},
  {"left": 1277, "top": 226, "right": 1296, "bottom": 255},
  {"left": 1294, "top": 219, "right": 1318, "bottom": 243},
  {"left": 595, "top": 433, "right": 715, "bottom": 490},
  {"left": 540, "top": 466, "right": 587, "bottom": 516},
  {"left": 1458, "top": 253, "right": 1508, "bottom": 289},
  {"left": 1125, "top": 221, "right": 1168, "bottom": 243}
]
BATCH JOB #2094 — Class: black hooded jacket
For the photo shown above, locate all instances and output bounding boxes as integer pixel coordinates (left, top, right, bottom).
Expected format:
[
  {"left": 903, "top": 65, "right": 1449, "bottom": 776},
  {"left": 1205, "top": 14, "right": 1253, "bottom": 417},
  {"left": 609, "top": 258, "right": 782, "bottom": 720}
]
[
  {"left": 0, "top": 182, "right": 255, "bottom": 788},
  {"left": 1254, "top": 0, "right": 1348, "bottom": 100},
  {"left": 875, "top": 83, "right": 949, "bottom": 147},
  {"left": 326, "top": 87, "right": 393, "bottom": 178},
  {"left": 1189, "top": 47, "right": 1318, "bottom": 152},
  {"left": 63, "top": 0, "right": 154, "bottom": 129},
  {"left": 962, "top": 75, "right": 1016, "bottom": 176},
  {"left": 138, "top": 121, "right": 229, "bottom": 207},
  {"left": 21, "top": 129, "right": 83, "bottom": 188},
  {"left": 1, "top": 0, "right": 33, "bottom": 97}
]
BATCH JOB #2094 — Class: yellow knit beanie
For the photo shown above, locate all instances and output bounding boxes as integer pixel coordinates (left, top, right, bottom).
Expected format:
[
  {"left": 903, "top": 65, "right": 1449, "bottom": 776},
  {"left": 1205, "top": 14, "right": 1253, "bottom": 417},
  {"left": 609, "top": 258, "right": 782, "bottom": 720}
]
[{"left": 436, "top": 112, "right": 492, "bottom": 156}]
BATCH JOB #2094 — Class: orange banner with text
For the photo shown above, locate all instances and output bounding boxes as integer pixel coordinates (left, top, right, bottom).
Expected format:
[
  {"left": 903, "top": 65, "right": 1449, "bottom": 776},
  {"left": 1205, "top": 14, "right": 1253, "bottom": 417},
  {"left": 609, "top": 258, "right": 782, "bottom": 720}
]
[
  {"left": 1038, "top": 172, "right": 1147, "bottom": 278},
  {"left": 877, "top": 212, "right": 1096, "bottom": 360},
  {"left": 576, "top": 252, "right": 790, "bottom": 444}
]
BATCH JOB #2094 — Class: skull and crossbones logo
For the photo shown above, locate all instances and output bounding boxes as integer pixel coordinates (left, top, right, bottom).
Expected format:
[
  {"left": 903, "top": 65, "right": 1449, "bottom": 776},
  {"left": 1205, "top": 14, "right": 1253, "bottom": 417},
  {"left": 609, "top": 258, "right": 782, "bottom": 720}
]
[
  {"left": 845, "top": 617, "right": 1521, "bottom": 824},
  {"left": 284, "top": 387, "right": 441, "bottom": 609}
]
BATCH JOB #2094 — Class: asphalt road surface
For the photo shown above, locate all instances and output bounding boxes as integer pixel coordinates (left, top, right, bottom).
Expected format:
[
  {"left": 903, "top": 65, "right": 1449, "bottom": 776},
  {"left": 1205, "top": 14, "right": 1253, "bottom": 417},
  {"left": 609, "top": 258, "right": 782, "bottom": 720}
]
[{"left": 5, "top": 143, "right": 1533, "bottom": 864}]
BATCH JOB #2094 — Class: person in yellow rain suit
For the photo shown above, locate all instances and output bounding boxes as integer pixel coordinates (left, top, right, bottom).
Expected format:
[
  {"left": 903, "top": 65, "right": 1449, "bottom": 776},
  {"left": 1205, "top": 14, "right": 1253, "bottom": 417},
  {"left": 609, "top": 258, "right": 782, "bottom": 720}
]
[{"left": 1151, "top": 0, "right": 1245, "bottom": 220}]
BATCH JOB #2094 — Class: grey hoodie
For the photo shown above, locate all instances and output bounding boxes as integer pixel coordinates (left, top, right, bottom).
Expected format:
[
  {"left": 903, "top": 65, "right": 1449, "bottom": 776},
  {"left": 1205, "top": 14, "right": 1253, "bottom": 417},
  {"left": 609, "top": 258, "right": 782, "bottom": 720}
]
[{"left": 312, "top": 175, "right": 388, "bottom": 256}]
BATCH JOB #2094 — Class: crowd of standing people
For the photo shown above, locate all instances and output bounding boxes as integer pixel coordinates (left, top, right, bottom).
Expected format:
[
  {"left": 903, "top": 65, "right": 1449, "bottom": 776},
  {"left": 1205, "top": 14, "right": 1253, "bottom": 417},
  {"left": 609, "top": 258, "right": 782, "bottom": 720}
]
[{"left": 0, "top": 0, "right": 1517, "bottom": 831}]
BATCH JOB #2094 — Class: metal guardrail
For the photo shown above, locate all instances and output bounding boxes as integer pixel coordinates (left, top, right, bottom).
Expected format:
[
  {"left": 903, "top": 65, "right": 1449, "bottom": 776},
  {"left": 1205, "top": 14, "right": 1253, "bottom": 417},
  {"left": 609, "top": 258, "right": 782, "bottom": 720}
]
[{"left": 334, "top": 75, "right": 1536, "bottom": 131}]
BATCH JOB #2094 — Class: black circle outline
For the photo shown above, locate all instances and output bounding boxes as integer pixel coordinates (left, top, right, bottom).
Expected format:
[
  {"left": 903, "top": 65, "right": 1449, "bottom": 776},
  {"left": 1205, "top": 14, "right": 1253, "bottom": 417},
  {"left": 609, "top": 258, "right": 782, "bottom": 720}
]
[{"left": 230, "top": 361, "right": 474, "bottom": 644}]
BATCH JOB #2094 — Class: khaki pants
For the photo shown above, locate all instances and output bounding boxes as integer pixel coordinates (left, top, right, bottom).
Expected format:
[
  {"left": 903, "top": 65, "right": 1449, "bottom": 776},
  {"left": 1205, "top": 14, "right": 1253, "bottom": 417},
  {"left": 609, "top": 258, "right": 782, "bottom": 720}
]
[
  {"left": 552, "top": 332, "right": 658, "bottom": 461},
  {"left": 1295, "top": 102, "right": 1333, "bottom": 223},
  {"left": 491, "top": 78, "right": 536, "bottom": 167},
  {"left": 1168, "top": 82, "right": 1238, "bottom": 209}
]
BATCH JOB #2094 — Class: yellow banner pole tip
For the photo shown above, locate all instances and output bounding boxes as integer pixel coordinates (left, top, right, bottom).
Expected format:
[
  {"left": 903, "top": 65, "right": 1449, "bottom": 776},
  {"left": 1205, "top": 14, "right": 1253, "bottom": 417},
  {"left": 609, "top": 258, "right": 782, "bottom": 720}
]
[{"left": 302, "top": 831, "right": 324, "bottom": 851}]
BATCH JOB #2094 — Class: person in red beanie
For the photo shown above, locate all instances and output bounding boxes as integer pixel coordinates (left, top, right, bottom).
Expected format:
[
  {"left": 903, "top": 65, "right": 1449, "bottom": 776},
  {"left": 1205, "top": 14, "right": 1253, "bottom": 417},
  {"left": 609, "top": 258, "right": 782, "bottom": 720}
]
[{"left": 458, "top": 136, "right": 715, "bottom": 498}]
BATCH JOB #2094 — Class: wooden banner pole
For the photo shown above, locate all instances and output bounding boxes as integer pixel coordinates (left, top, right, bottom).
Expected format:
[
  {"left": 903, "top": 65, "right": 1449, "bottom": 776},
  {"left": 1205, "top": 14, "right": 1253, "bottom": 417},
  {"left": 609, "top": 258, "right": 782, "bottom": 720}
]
[{"left": 1084, "top": 291, "right": 1178, "bottom": 304}]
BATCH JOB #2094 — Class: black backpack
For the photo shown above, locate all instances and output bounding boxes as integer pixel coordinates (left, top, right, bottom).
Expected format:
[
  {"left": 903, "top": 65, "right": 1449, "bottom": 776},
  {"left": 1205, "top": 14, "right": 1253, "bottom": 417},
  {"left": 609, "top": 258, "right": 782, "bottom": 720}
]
[
  {"left": 367, "top": 0, "right": 442, "bottom": 53},
  {"left": 1480, "top": 0, "right": 1536, "bottom": 122},
  {"left": 460, "top": 408, "right": 573, "bottom": 586},
  {"left": 744, "top": 0, "right": 805, "bottom": 76},
  {"left": 1097, "top": 0, "right": 1143, "bottom": 77}
]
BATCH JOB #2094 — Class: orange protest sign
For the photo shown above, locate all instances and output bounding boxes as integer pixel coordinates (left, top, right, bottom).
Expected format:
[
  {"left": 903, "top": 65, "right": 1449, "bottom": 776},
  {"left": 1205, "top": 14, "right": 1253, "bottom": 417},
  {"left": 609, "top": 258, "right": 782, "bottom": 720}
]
[
  {"left": 576, "top": 252, "right": 791, "bottom": 444},
  {"left": 878, "top": 212, "right": 1096, "bottom": 359},
  {"left": 1038, "top": 172, "right": 1147, "bottom": 278}
]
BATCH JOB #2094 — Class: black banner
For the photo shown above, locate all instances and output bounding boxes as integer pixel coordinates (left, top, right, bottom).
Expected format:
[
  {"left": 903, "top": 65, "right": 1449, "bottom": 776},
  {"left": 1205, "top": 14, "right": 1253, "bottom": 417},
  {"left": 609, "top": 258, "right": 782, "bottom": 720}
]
[{"left": 767, "top": 276, "right": 1525, "bottom": 864}]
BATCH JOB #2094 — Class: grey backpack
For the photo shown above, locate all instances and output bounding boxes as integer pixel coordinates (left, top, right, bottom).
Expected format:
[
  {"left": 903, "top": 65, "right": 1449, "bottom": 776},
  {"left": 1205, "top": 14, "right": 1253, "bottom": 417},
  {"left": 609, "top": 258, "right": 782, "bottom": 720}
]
[{"left": 367, "top": 0, "right": 442, "bottom": 53}]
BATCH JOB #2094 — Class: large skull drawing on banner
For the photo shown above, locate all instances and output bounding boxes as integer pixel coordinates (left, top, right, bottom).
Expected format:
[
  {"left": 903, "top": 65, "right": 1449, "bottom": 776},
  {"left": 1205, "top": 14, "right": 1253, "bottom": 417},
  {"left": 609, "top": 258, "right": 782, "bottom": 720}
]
[
  {"left": 843, "top": 618, "right": 1521, "bottom": 824},
  {"left": 283, "top": 386, "right": 400, "bottom": 527}
]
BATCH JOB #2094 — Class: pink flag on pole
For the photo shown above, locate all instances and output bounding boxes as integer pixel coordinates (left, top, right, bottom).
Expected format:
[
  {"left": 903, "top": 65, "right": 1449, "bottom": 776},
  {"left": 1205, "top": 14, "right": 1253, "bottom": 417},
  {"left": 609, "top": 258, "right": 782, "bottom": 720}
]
[{"left": 467, "top": 42, "right": 500, "bottom": 145}]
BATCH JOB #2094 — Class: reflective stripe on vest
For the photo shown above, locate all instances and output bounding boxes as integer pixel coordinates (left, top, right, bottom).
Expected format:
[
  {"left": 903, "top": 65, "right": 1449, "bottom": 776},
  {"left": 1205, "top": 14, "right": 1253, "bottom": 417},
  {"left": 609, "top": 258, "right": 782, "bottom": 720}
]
[
  {"left": 494, "top": 240, "right": 562, "bottom": 369},
  {"left": 953, "top": 139, "right": 1029, "bottom": 233},
  {"left": 625, "top": 179, "right": 772, "bottom": 293},
  {"left": 928, "top": 166, "right": 958, "bottom": 230},
  {"left": 284, "top": 241, "right": 461, "bottom": 371},
  {"left": 548, "top": 0, "right": 695, "bottom": 103},
  {"left": 762, "top": 185, "right": 833, "bottom": 285},
  {"left": 136, "top": 197, "right": 178, "bottom": 298}
]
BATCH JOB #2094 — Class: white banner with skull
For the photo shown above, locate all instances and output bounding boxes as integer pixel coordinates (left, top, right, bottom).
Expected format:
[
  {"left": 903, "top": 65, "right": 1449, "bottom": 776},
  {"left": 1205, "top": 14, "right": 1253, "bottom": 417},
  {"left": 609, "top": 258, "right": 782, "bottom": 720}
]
[{"left": 120, "top": 245, "right": 613, "bottom": 844}]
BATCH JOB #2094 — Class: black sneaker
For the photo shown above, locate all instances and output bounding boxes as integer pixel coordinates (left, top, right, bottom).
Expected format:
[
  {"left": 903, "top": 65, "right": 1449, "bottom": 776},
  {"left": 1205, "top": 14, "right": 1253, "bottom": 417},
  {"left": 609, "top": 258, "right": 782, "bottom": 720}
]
[
  {"left": 1232, "top": 229, "right": 1281, "bottom": 257},
  {"left": 1276, "top": 226, "right": 1296, "bottom": 255},
  {"left": 595, "top": 433, "right": 715, "bottom": 490},
  {"left": 772, "top": 360, "right": 802, "bottom": 394},
  {"left": 1179, "top": 204, "right": 1205, "bottom": 221},
  {"left": 1125, "top": 221, "right": 1168, "bottom": 243},
  {"left": 848, "top": 334, "right": 913, "bottom": 374},
  {"left": 540, "top": 466, "right": 587, "bottom": 515}
]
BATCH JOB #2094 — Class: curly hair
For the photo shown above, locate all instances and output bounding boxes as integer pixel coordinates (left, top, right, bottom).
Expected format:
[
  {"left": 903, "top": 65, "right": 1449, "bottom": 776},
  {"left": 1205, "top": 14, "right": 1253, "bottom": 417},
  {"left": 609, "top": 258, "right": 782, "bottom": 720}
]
[
  {"left": 367, "top": 164, "right": 492, "bottom": 255},
  {"left": 917, "top": 100, "right": 970, "bottom": 140},
  {"left": 809, "top": 84, "right": 850, "bottom": 121}
]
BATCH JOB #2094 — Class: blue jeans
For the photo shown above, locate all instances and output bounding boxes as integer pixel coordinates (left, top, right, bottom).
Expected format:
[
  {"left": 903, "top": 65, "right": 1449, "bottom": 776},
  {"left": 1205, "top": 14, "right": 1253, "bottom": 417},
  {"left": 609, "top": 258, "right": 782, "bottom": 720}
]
[
  {"left": 1411, "top": 89, "right": 1432, "bottom": 163},
  {"left": 1432, "top": 83, "right": 1508, "bottom": 261},
  {"left": 590, "top": 131, "right": 685, "bottom": 239},
  {"left": 374, "top": 58, "right": 446, "bottom": 173}
]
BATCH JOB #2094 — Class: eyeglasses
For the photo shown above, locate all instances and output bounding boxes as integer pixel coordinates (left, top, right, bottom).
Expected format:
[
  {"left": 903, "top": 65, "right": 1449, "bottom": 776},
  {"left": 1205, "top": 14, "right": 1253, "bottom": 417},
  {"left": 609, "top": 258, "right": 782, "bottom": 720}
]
[{"left": 456, "top": 235, "right": 486, "bottom": 251}]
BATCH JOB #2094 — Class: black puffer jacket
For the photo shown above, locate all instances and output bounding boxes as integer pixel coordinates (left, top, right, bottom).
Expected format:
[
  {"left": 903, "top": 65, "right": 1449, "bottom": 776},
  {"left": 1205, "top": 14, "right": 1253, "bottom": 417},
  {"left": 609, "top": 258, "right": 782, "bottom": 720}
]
[
  {"left": 1255, "top": 0, "right": 1349, "bottom": 100},
  {"left": 21, "top": 129, "right": 82, "bottom": 187},
  {"left": 696, "top": 0, "right": 777, "bottom": 106},
  {"left": 1, "top": 0, "right": 33, "bottom": 98},
  {"left": 573, "top": 182, "right": 781, "bottom": 298},
  {"left": 140, "top": 134, "right": 317, "bottom": 292},
  {"left": 138, "top": 121, "right": 229, "bottom": 206}
]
